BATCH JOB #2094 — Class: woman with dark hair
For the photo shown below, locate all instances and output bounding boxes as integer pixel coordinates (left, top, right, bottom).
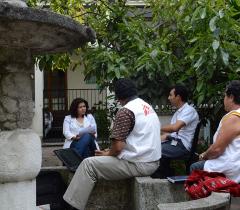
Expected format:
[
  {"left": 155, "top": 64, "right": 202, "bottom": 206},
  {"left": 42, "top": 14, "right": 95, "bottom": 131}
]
[
  {"left": 190, "top": 80, "right": 240, "bottom": 182},
  {"left": 63, "top": 98, "right": 99, "bottom": 158}
]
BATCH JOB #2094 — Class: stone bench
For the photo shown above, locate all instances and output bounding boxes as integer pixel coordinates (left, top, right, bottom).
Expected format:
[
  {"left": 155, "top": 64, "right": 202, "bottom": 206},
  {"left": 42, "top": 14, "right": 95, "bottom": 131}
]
[
  {"left": 134, "top": 177, "right": 230, "bottom": 210},
  {"left": 158, "top": 192, "right": 230, "bottom": 210},
  {"left": 41, "top": 166, "right": 132, "bottom": 210},
  {"left": 40, "top": 167, "right": 231, "bottom": 210}
]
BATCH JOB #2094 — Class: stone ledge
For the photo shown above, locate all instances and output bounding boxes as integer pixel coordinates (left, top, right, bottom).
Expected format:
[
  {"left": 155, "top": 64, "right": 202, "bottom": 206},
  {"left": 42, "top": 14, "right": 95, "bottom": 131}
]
[
  {"left": 42, "top": 142, "right": 64, "bottom": 147},
  {"left": 157, "top": 192, "right": 230, "bottom": 210},
  {"left": 37, "top": 169, "right": 231, "bottom": 210},
  {"left": 134, "top": 177, "right": 188, "bottom": 210},
  {"left": 134, "top": 177, "right": 231, "bottom": 210},
  {"left": 41, "top": 166, "right": 67, "bottom": 171}
]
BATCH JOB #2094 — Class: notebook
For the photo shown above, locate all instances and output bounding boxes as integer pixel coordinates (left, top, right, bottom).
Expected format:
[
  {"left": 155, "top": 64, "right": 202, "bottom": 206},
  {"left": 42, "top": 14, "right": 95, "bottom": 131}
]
[
  {"left": 54, "top": 148, "right": 83, "bottom": 172},
  {"left": 166, "top": 175, "right": 188, "bottom": 183}
]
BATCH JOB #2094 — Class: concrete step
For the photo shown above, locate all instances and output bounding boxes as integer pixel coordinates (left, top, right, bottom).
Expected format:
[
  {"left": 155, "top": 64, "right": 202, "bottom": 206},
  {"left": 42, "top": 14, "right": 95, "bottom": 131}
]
[{"left": 37, "top": 204, "right": 50, "bottom": 210}]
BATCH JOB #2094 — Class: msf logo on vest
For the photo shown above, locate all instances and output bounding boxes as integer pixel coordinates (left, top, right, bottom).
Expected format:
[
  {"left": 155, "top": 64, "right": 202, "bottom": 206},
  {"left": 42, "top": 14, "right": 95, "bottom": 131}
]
[{"left": 142, "top": 104, "right": 151, "bottom": 116}]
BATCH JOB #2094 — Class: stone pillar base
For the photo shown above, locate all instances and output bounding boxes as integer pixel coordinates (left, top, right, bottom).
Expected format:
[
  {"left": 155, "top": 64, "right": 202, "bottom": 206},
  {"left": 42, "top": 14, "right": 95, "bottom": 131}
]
[
  {"left": 0, "top": 180, "right": 37, "bottom": 210},
  {"left": 0, "top": 129, "right": 41, "bottom": 210}
]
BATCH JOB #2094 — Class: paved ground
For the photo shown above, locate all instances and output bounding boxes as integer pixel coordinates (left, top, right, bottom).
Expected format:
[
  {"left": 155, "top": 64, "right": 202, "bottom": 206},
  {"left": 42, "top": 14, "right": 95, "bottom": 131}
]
[{"left": 42, "top": 143, "right": 63, "bottom": 167}]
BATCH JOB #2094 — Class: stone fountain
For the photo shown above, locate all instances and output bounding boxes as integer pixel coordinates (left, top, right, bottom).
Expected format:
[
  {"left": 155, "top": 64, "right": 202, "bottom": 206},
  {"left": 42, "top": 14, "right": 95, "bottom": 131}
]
[{"left": 0, "top": 0, "right": 95, "bottom": 209}]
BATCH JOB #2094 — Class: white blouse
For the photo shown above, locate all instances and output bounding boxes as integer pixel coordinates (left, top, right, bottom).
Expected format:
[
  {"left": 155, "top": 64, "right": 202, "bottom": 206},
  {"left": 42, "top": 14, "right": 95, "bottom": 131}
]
[{"left": 63, "top": 114, "right": 98, "bottom": 149}]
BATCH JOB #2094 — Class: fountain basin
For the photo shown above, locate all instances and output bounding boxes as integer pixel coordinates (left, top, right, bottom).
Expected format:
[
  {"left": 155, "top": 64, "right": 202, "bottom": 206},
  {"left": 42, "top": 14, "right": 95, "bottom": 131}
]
[
  {"left": 0, "top": 1, "right": 95, "bottom": 210},
  {"left": 0, "top": 2, "right": 95, "bottom": 54},
  {"left": 158, "top": 192, "right": 230, "bottom": 210},
  {"left": 134, "top": 177, "right": 230, "bottom": 210},
  {"left": 41, "top": 167, "right": 231, "bottom": 210}
]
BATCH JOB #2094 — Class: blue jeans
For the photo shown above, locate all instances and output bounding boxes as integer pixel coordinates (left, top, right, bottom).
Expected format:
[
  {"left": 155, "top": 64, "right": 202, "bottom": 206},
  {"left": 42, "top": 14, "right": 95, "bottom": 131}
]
[
  {"left": 151, "top": 138, "right": 190, "bottom": 178},
  {"left": 70, "top": 133, "right": 97, "bottom": 159},
  {"left": 190, "top": 160, "right": 205, "bottom": 172}
]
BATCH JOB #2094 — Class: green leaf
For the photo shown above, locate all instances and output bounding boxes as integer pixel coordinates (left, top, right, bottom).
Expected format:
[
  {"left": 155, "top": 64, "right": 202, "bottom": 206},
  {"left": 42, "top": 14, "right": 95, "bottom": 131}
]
[
  {"left": 219, "top": 9, "right": 224, "bottom": 18},
  {"left": 212, "top": 40, "right": 220, "bottom": 52},
  {"left": 200, "top": 7, "right": 206, "bottom": 19},
  {"left": 196, "top": 81, "right": 204, "bottom": 92},
  {"left": 150, "top": 49, "right": 158, "bottom": 59},
  {"left": 197, "top": 94, "right": 205, "bottom": 105},
  {"left": 194, "top": 56, "right": 204, "bottom": 69},
  {"left": 189, "top": 37, "right": 198, "bottom": 43},
  {"left": 184, "top": 15, "right": 190, "bottom": 22},
  {"left": 115, "top": 69, "right": 120, "bottom": 79},
  {"left": 221, "top": 49, "right": 229, "bottom": 65},
  {"left": 209, "top": 16, "right": 218, "bottom": 32}
]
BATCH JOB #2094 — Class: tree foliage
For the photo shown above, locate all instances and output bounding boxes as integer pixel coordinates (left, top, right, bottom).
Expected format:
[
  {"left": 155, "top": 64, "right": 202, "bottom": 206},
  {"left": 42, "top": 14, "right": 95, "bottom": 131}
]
[{"left": 28, "top": 0, "right": 240, "bottom": 122}]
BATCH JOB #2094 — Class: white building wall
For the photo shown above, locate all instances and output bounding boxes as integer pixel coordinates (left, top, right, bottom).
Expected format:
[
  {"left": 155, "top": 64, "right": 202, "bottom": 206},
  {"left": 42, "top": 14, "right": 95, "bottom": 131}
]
[
  {"left": 67, "top": 66, "right": 106, "bottom": 109},
  {"left": 67, "top": 66, "right": 97, "bottom": 89}
]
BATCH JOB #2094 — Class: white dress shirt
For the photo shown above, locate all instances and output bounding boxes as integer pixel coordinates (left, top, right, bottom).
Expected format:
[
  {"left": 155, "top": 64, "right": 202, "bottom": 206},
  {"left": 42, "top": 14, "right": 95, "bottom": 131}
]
[
  {"left": 63, "top": 114, "right": 98, "bottom": 149},
  {"left": 170, "top": 103, "right": 199, "bottom": 151}
]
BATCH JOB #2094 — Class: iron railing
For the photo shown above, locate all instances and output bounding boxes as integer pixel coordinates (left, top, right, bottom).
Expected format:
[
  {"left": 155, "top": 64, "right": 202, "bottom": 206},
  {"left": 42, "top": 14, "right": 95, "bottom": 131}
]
[
  {"left": 43, "top": 88, "right": 107, "bottom": 141},
  {"left": 43, "top": 88, "right": 107, "bottom": 111}
]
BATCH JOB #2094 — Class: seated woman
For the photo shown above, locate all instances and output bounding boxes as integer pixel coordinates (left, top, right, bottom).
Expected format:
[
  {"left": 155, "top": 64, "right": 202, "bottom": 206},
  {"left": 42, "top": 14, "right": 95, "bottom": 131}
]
[
  {"left": 190, "top": 80, "right": 240, "bottom": 183},
  {"left": 63, "top": 98, "right": 99, "bottom": 158}
]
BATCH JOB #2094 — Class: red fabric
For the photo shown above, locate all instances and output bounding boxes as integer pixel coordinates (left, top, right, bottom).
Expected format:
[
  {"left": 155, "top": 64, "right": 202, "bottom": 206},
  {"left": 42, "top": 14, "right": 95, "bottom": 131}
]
[{"left": 184, "top": 170, "right": 240, "bottom": 199}]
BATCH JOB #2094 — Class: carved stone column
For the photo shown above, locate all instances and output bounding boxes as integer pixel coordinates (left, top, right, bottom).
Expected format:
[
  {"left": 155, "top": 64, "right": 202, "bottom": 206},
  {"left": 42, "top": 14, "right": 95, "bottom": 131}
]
[{"left": 0, "top": 0, "right": 95, "bottom": 209}]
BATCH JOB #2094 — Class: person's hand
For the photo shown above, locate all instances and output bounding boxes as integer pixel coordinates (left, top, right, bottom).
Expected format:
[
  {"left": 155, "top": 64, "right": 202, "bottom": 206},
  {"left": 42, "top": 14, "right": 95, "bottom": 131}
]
[
  {"left": 95, "top": 149, "right": 110, "bottom": 156},
  {"left": 89, "top": 131, "right": 96, "bottom": 136},
  {"left": 104, "top": 148, "right": 110, "bottom": 152},
  {"left": 71, "top": 135, "right": 81, "bottom": 141},
  {"left": 161, "top": 133, "right": 169, "bottom": 141},
  {"left": 87, "top": 126, "right": 96, "bottom": 134},
  {"left": 199, "top": 152, "right": 206, "bottom": 160}
]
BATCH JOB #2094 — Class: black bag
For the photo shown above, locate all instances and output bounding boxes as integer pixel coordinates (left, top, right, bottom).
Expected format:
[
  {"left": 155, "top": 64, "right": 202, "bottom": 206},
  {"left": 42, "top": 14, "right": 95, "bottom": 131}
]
[
  {"left": 36, "top": 171, "right": 68, "bottom": 210},
  {"left": 54, "top": 148, "right": 83, "bottom": 172}
]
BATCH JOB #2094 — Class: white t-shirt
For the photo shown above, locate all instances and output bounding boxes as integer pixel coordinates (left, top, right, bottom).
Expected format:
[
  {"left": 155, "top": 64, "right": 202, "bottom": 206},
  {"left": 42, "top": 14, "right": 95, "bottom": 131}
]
[
  {"left": 170, "top": 103, "right": 199, "bottom": 151},
  {"left": 204, "top": 109, "right": 240, "bottom": 183},
  {"left": 63, "top": 114, "right": 98, "bottom": 149}
]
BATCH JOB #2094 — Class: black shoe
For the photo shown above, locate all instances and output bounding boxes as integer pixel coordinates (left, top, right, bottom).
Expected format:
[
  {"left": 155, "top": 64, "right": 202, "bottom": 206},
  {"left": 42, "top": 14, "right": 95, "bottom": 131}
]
[
  {"left": 151, "top": 167, "right": 165, "bottom": 178},
  {"left": 151, "top": 165, "right": 175, "bottom": 179}
]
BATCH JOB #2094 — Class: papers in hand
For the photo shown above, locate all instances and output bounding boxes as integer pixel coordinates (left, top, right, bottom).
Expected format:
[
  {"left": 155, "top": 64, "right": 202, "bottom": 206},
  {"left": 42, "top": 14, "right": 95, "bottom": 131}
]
[
  {"left": 79, "top": 126, "right": 96, "bottom": 135},
  {"left": 167, "top": 175, "right": 188, "bottom": 183}
]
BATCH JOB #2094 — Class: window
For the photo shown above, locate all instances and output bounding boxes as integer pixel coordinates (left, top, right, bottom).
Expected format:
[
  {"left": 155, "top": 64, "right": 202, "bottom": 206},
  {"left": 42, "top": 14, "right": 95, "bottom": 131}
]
[{"left": 85, "top": 75, "right": 96, "bottom": 84}]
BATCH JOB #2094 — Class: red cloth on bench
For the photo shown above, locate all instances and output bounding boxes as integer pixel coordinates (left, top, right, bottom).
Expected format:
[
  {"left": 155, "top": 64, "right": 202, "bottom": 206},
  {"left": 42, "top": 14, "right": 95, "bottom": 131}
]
[{"left": 184, "top": 170, "right": 240, "bottom": 199}]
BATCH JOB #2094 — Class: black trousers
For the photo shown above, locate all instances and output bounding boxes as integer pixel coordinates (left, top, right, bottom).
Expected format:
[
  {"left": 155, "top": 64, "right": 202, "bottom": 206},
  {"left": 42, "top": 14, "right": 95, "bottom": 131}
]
[{"left": 151, "top": 137, "right": 190, "bottom": 178}]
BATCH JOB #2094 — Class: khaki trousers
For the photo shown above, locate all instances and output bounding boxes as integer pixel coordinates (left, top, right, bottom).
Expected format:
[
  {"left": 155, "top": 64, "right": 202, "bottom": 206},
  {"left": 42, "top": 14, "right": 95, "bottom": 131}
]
[{"left": 63, "top": 156, "right": 159, "bottom": 210}]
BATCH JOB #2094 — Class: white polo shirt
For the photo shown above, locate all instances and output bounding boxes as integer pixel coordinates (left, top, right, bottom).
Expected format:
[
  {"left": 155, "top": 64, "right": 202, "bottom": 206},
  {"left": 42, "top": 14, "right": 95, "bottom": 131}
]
[{"left": 170, "top": 103, "right": 199, "bottom": 151}]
